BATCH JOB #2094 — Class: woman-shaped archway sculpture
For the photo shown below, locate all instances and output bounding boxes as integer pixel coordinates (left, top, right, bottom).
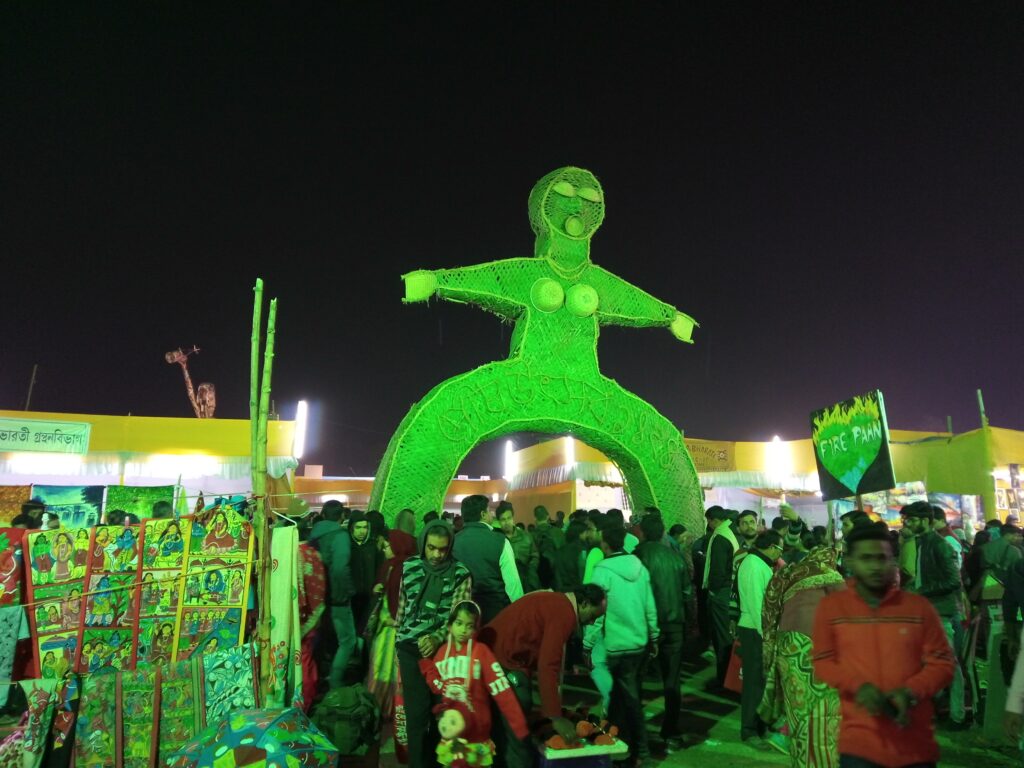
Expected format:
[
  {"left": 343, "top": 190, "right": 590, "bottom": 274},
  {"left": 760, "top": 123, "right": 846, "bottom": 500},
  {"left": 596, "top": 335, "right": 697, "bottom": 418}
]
[{"left": 370, "top": 167, "right": 704, "bottom": 530}]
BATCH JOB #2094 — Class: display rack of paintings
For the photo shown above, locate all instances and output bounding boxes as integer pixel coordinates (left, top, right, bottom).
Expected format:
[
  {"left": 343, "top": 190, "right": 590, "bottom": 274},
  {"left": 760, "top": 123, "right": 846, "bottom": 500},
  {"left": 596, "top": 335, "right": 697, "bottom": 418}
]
[
  {"left": 24, "top": 510, "right": 253, "bottom": 680},
  {"left": 75, "top": 668, "right": 119, "bottom": 768},
  {"left": 155, "top": 643, "right": 258, "bottom": 764},
  {"left": 173, "top": 509, "right": 253, "bottom": 661},
  {"left": 25, "top": 528, "right": 90, "bottom": 678},
  {"left": 120, "top": 665, "right": 161, "bottom": 768},
  {"left": 138, "top": 517, "right": 189, "bottom": 667},
  {"left": 77, "top": 525, "right": 143, "bottom": 674}
]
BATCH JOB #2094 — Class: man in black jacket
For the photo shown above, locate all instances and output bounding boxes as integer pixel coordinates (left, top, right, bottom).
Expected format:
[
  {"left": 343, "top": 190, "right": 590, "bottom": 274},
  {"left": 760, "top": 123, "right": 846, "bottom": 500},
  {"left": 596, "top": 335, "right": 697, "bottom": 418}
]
[
  {"left": 348, "top": 509, "right": 384, "bottom": 634},
  {"left": 702, "top": 506, "right": 739, "bottom": 687},
  {"left": 636, "top": 513, "right": 692, "bottom": 751},
  {"left": 453, "top": 495, "right": 523, "bottom": 623},
  {"left": 903, "top": 501, "right": 967, "bottom": 727}
]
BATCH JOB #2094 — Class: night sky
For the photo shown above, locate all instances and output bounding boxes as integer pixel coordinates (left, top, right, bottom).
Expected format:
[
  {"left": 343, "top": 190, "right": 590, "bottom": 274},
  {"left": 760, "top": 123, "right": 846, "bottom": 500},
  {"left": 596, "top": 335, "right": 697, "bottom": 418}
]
[{"left": 3, "top": 5, "right": 1022, "bottom": 476}]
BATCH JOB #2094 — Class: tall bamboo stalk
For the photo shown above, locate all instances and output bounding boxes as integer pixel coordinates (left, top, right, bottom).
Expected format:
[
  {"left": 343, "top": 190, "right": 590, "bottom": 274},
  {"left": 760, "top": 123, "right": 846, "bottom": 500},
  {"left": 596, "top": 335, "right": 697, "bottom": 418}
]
[
  {"left": 255, "top": 297, "right": 277, "bottom": 701},
  {"left": 250, "top": 279, "right": 264, "bottom": 475}
]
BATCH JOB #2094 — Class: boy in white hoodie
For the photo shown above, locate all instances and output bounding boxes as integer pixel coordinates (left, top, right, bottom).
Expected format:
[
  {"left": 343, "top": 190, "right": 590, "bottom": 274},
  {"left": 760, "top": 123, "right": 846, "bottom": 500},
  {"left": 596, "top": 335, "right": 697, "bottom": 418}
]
[{"left": 584, "top": 524, "right": 658, "bottom": 767}]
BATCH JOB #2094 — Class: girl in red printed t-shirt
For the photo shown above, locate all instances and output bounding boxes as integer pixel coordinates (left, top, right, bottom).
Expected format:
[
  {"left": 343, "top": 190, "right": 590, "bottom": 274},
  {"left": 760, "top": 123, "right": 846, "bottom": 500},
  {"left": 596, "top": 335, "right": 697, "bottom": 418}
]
[{"left": 419, "top": 600, "right": 528, "bottom": 767}]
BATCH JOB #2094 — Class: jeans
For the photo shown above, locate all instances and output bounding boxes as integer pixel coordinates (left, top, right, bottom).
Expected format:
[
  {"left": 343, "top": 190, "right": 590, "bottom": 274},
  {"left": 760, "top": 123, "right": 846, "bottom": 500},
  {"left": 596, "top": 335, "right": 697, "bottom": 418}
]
[
  {"left": 607, "top": 652, "right": 649, "bottom": 760},
  {"left": 493, "top": 668, "right": 535, "bottom": 768},
  {"left": 328, "top": 604, "right": 357, "bottom": 688},
  {"left": 654, "top": 627, "right": 684, "bottom": 738},
  {"left": 839, "top": 758, "right": 934, "bottom": 768},
  {"left": 737, "top": 626, "right": 765, "bottom": 739},
  {"left": 589, "top": 636, "right": 613, "bottom": 712},
  {"left": 397, "top": 641, "right": 439, "bottom": 768},
  {"left": 707, "top": 589, "right": 734, "bottom": 685},
  {"left": 475, "top": 591, "right": 511, "bottom": 625},
  {"left": 941, "top": 615, "right": 966, "bottom": 722}
]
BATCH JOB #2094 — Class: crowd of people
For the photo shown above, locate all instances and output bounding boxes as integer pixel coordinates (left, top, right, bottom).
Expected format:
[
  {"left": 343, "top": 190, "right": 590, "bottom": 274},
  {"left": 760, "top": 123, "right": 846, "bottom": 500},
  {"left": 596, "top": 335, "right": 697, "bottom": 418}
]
[{"left": 294, "top": 496, "right": 1023, "bottom": 768}]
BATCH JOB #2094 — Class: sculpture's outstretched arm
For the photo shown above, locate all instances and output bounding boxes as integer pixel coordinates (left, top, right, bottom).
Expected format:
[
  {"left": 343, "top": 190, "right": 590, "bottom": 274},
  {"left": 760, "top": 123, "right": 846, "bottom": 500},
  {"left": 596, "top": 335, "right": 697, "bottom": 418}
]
[
  {"left": 402, "top": 259, "right": 533, "bottom": 320},
  {"left": 589, "top": 266, "right": 698, "bottom": 343}
]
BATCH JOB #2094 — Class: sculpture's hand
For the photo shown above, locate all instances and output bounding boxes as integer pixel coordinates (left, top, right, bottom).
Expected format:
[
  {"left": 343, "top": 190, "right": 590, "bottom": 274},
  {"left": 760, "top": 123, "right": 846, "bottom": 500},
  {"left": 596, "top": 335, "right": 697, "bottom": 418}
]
[
  {"left": 670, "top": 312, "right": 697, "bottom": 343},
  {"left": 403, "top": 270, "right": 438, "bottom": 303}
]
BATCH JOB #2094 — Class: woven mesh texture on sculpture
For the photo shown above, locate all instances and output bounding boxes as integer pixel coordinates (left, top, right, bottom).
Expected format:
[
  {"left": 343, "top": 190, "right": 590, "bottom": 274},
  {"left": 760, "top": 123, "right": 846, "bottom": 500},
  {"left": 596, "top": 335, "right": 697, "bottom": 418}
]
[{"left": 370, "top": 167, "right": 704, "bottom": 531}]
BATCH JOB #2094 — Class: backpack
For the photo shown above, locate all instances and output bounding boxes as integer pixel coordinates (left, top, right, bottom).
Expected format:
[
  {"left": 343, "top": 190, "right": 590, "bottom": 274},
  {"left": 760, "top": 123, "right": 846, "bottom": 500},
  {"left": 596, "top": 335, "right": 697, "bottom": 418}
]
[{"left": 312, "top": 684, "right": 380, "bottom": 755}]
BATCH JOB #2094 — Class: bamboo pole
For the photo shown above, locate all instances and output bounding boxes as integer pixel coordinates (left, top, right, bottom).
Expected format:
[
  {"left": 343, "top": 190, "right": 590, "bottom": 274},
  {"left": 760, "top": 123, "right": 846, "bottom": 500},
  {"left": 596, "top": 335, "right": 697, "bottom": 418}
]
[
  {"left": 255, "top": 297, "right": 277, "bottom": 701},
  {"left": 250, "top": 279, "right": 264, "bottom": 474}
]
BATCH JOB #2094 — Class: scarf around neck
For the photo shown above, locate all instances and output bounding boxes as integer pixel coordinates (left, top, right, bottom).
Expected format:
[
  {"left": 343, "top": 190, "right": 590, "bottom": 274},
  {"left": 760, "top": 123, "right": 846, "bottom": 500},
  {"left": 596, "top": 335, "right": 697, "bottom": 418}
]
[{"left": 416, "top": 519, "right": 459, "bottom": 613}]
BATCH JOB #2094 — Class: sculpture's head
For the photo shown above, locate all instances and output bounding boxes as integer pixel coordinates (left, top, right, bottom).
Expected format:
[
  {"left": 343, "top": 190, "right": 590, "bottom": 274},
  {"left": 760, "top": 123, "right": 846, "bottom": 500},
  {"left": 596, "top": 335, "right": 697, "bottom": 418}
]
[{"left": 528, "top": 167, "right": 605, "bottom": 243}]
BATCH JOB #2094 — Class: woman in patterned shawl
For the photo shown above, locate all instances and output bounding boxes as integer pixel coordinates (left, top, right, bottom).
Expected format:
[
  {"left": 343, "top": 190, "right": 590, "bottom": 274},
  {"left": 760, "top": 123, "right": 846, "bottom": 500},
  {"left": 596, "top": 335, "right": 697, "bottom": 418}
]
[
  {"left": 367, "top": 530, "right": 417, "bottom": 718},
  {"left": 297, "top": 540, "right": 327, "bottom": 712},
  {"left": 759, "top": 544, "right": 845, "bottom": 767}
]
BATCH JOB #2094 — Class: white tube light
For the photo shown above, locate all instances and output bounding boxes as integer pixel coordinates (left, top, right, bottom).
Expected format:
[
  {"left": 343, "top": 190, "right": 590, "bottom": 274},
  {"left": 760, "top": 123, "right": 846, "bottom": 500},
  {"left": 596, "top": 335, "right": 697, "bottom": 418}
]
[
  {"left": 293, "top": 400, "right": 309, "bottom": 459},
  {"left": 503, "top": 440, "right": 516, "bottom": 481}
]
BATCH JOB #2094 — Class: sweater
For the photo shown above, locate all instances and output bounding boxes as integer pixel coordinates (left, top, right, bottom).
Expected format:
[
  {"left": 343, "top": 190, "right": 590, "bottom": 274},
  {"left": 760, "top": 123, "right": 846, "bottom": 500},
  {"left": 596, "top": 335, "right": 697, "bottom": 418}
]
[
  {"left": 634, "top": 540, "right": 690, "bottom": 628},
  {"left": 395, "top": 523, "right": 473, "bottom": 646},
  {"left": 453, "top": 522, "right": 523, "bottom": 601},
  {"left": 307, "top": 521, "right": 353, "bottom": 606},
  {"left": 419, "top": 638, "right": 529, "bottom": 742},
  {"left": 737, "top": 550, "right": 774, "bottom": 633},
  {"left": 812, "top": 581, "right": 955, "bottom": 766},
  {"left": 586, "top": 552, "right": 658, "bottom": 656},
  {"left": 477, "top": 591, "right": 578, "bottom": 718},
  {"left": 552, "top": 540, "right": 585, "bottom": 593},
  {"left": 908, "top": 530, "right": 962, "bottom": 617},
  {"left": 703, "top": 524, "right": 738, "bottom": 593},
  {"left": 506, "top": 527, "right": 540, "bottom": 592}
]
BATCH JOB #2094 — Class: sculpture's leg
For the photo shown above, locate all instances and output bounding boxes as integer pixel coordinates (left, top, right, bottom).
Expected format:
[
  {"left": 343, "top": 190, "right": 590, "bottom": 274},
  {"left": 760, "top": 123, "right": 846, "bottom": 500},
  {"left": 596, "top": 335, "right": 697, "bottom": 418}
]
[
  {"left": 369, "top": 361, "right": 703, "bottom": 531},
  {"left": 591, "top": 378, "right": 704, "bottom": 532}
]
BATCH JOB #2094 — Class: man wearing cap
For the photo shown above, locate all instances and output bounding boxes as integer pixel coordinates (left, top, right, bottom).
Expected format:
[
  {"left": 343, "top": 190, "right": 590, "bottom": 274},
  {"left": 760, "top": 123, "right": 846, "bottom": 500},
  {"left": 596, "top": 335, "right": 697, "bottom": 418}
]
[
  {"left": 903, "top": 500, "right": 968, "bottom": 728},
  {"left": 702, "top": 506, "right": 738, "bottom": 687}
]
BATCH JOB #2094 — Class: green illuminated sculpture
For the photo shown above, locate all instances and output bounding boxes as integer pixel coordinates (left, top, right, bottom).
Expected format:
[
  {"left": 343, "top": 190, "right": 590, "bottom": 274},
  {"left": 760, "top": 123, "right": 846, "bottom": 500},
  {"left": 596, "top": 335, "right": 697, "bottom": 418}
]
[{"left": 370, "top": 167, "right": 703, "bottom": 530}]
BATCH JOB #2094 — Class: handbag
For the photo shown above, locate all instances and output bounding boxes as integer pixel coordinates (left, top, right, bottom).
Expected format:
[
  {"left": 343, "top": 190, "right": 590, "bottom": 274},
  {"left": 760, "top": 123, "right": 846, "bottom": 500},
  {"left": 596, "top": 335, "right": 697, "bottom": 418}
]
[
  {"left": 724, "top": 639, "right": 743, "bottom": 694},
  {"left": 363, "top": 563, "right": 393, "bottom": 641}
]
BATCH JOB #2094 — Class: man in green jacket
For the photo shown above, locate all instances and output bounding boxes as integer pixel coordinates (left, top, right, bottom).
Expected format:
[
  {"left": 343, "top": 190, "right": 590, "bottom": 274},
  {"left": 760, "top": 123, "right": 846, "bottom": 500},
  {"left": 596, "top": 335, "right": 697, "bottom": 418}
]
[
  {"left": 532, "top": 505, "right": 565, "bottom": 587},
  {"left": 497, "top": 501, "right": 540, "bottom": 592}
]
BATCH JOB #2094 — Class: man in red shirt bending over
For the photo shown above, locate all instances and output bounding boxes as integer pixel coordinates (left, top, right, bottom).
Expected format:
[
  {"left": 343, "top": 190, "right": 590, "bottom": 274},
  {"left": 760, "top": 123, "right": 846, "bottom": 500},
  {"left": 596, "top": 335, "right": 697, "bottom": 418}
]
[
  {"left": 477, "top": 585, "right": 607, "bottom": 768},
  {"left": 813, "top": 524, "right": 955, "bottom": 768}
]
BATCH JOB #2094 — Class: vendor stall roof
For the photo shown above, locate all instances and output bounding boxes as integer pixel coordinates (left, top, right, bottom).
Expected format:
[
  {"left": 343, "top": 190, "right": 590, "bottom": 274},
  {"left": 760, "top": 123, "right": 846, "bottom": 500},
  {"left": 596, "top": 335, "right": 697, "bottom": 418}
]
[{"left": 0, "top": 409, "right": 295, "bottom": 457}]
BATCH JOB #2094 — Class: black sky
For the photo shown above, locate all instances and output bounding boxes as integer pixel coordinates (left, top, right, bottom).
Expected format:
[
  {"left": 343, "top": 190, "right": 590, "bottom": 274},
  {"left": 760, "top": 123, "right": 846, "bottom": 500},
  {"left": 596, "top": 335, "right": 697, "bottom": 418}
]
[{"left": 3, "top": 4, "right": 1022, "bottom": 476}]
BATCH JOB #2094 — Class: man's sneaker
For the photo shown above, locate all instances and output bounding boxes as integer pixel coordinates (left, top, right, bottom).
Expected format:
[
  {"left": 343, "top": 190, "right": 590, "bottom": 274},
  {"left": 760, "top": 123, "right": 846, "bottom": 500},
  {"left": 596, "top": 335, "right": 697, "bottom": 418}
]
[
  {"left": 664, "top": 736, "right": 686, "bottom": 753},
  {"left": 742, "top": 735, "right": 773, "bottom": 751},
  {"left": 766, "top": 731, "right": 790, "bottom": 754}
]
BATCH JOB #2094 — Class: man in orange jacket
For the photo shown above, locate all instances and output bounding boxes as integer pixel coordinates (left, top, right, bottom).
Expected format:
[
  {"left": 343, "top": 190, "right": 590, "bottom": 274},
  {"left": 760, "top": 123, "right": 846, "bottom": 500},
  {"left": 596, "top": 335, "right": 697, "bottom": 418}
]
[{"left": 812, "top": 524, "right": 955, "bottom": 768}]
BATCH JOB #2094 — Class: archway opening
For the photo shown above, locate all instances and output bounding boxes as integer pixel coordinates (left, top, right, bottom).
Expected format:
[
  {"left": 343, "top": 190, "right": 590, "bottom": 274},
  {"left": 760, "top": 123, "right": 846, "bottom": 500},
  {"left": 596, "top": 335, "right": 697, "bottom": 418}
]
[{"left": 443, "top": 432, "right": 630, "bottom": 524}]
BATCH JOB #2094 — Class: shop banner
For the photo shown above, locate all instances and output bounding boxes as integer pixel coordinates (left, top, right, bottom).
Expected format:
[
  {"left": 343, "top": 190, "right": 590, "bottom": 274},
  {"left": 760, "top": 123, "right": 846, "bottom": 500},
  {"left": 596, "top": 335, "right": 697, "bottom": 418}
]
[
  {"left": 811, "top": 389, "right": 896, "bottom": 501},
  {"left": 0, "top": 418, "right": 90, "bottom": 455},
  {"left": 684, "top": 439, "right": 736, "bottom": 472}
]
